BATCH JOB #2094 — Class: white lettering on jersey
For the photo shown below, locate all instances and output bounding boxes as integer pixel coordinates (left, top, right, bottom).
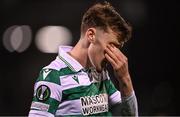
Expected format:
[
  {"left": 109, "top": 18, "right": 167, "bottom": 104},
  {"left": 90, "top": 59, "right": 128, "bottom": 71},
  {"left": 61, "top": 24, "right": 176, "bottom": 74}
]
[{"left": 80, "top": 93, "right": 108, "bottom": 115}]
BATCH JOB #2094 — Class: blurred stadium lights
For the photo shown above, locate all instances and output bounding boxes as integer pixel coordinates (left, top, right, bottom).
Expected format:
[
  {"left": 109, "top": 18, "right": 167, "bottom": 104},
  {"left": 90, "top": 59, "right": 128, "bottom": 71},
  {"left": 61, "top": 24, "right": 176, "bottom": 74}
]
[
  {"left": 120, "top": 0, "right": 147, "bottom": 27},
  {"left": 3, "top": 25, "right": 32, "bottom": 53},
  {"left": 35, "top": 26, "right": 72, "bottom": 53}
]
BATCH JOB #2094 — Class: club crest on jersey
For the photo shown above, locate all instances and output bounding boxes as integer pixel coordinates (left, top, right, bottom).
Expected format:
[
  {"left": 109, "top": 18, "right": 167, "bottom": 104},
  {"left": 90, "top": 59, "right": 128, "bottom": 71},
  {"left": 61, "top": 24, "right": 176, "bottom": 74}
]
[
  {"left": 36, "top": 85, "right": 51, "bottom": 101},
  {"left": 80, "top": 93, "right": 108, "bottom": 115}
]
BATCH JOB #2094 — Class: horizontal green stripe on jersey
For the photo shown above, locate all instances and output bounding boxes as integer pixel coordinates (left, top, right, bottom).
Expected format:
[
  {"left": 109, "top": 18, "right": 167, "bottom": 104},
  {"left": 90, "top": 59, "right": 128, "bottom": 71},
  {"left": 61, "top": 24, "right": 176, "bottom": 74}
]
[
  {"left": 62, "top": 79, "right": 117, "bottom": 101},
  {"left": 36, "top": 67, "right": 81, "bottom": 85}
]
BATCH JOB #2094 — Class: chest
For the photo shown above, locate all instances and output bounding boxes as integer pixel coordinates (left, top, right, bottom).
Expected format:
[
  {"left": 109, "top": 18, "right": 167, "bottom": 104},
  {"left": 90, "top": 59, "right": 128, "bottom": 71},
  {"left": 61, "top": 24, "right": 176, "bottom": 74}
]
[{"left": 58, "top": 72, "right": 110, "bottom": 115}]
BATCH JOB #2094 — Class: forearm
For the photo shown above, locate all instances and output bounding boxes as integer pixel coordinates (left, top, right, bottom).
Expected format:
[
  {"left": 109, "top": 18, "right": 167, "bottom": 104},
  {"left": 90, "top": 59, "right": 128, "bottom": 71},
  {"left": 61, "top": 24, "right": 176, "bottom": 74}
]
[
  {"left": 121, "top": 91, "right": 138, "bottom": 116},
  {"left": 116, "top": 75, "right": 138, "bottom": 116},
  {"left": 117, "top": 74, "right": 134, "bottom": 97},
  {"left": 111, "top": 91, "right": 138, "bottom": 116}
]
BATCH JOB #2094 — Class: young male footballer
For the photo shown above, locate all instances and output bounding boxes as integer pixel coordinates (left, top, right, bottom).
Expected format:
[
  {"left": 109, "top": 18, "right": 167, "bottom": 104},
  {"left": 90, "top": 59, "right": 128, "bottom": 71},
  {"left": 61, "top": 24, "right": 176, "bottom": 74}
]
[{"left": 29, "top": 1, "right": 138, "bottom": 116}]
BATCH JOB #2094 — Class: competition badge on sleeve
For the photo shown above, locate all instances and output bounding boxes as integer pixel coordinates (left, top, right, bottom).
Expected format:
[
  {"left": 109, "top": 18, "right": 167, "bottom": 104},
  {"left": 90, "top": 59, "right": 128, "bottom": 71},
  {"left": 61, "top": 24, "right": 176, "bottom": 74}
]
[{"left": 36, "top": 85, "right": 51, "bottom": 101}]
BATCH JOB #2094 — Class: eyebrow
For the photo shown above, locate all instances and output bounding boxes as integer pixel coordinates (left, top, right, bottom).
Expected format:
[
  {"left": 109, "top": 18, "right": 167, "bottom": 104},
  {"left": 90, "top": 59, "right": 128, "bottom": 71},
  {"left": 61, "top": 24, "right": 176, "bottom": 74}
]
[
  {"left": 113, "top": 38, "right": 125, "bottom": 48},
  {"left": 115, "top": 43, "right": 122, "bottom": 48},
  {"left": 110, "top": 41, "right": 121, "bottom": 48},
  {"left": 116, "top": 35, "right": 125, "bottom": 48},
  {"left": 111, "top": 30, "right": 124, "bottom": 48}
]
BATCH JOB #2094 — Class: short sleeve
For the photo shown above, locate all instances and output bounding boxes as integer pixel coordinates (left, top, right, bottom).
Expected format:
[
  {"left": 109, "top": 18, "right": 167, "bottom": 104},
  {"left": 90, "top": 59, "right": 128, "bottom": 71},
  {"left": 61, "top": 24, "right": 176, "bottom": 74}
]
[
  {"left": 29, "top": 69, "right": 62, "bottom": 116},
  {"left": 105, "top": 71, "right": 122, "bottom": 106}
]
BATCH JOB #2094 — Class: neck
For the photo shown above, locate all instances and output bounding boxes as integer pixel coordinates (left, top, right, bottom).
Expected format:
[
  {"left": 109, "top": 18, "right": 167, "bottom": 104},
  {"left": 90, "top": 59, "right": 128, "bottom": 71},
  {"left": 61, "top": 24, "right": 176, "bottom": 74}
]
[{"left": 69, "top": 38, "right": 91, "bottom": 68}]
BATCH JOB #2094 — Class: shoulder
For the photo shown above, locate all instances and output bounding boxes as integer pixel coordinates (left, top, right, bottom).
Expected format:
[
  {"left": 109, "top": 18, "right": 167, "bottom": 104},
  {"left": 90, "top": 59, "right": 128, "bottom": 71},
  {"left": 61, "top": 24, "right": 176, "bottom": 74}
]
[
  {"left": 36, "top": 58, "right": 79, "bottom": 86},
  {"left": 36, "top": 68, "right": 61, "bottom": 85},
  {"left": 44, "top": 56, "right": 67, "bottom": 71},
  {"left": 35, "top": 57, "right": 67, "bottom": 85}
]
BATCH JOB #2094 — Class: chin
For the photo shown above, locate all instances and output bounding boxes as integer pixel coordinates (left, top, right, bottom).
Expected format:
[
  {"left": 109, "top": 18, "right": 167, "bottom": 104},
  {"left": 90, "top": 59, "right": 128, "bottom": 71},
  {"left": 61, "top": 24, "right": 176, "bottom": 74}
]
[
  {"left": 96, "top": 66, "right": 102, "bottom": 73},
  {"left": 96, "top": 69, "right": 102, "bottom": 73}
]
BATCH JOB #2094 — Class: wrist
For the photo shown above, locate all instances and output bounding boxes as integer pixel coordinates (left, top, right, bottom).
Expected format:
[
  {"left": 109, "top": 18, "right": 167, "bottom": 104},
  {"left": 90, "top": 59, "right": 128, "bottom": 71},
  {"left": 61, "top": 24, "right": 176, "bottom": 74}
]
[{"left": 117, "top": 75, "right": 134, "bottom": 97}]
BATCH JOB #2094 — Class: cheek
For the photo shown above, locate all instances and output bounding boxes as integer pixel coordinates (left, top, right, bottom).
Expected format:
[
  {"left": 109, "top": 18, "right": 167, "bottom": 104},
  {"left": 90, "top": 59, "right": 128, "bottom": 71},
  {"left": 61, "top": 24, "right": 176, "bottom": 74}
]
[{"left": 88, "top": 45, "right": 105, "bottom": 65}]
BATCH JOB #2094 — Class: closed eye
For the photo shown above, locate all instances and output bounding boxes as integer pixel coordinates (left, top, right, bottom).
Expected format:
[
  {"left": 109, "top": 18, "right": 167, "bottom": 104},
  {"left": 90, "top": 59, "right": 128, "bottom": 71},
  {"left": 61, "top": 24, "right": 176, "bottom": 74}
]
[{"left": 110, "top": 42, "right": 122, "bottom": 49}]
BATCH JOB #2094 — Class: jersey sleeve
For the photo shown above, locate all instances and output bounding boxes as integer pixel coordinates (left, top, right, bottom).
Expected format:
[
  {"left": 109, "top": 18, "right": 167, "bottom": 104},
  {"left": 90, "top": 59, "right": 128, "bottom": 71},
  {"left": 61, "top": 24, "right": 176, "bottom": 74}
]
[
  {"left": 104, "top": 71, "right": 122, "bottom": 106},
  {"left": 29, "top": 69, "right": 62, "bottom": 117},
  {"left": 106, "top": 79, "right": 122, "bottom": 105}
]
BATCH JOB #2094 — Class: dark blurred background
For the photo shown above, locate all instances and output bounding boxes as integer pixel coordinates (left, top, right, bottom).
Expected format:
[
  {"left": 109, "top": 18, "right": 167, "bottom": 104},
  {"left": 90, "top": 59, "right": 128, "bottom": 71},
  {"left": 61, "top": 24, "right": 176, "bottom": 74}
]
[{"left": 0, "top": 0, "right": 179, "bottom": 116}]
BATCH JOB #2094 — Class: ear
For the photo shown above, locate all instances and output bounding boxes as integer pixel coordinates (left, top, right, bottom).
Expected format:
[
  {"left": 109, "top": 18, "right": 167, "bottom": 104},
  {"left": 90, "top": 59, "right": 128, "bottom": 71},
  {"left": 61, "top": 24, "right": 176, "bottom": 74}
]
[{"left": 86, "top": 28, "right": 96, "bottom": 43}]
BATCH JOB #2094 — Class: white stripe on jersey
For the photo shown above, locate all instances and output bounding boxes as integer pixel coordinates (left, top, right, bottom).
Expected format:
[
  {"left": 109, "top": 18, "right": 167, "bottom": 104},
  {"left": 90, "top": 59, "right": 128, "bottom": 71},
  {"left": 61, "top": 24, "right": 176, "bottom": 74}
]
[
  {"left": 29, "top": 110, "right": 54, "bottom": 117},
  {"left": 60, "top": 72, "right": 91, "bottom": 91},
  {"left": 109, "top": 91, "right": 122, "bottom": 105},
  {"left": 43, "top": 56, "right": 67, "bottom": 71},
  {"left": 56, "top": 99, "right": 81, "bottom": 115}
]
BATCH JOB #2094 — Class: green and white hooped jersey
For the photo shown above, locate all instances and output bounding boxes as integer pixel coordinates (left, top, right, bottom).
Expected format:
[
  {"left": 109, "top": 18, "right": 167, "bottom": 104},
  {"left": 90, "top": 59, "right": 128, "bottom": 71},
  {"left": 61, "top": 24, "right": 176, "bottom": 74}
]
[{"left": 29, "top": 46, "right": 122, "bottom": 117}]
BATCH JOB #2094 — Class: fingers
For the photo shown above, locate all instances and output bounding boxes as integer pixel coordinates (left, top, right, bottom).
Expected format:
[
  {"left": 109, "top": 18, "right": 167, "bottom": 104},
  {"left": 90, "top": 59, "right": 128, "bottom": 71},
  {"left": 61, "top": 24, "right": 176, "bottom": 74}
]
[
  {"left": 105, "top": 44, "right": 128, "bottom": 70},
  {"left": 105, "top": 45, "right": 119, "bottom": 63},
  {"left": 111, "top": 44, "right": 127, "bottom": 62},
  {"left": 105, "top": 44, "right": 130, "bottom": 80},
  {"left": 105, "top": 53, "right": 117, "bottom": 68},
  {"left": 106, "top": 44, "right": 127, "bottom": 63}
]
